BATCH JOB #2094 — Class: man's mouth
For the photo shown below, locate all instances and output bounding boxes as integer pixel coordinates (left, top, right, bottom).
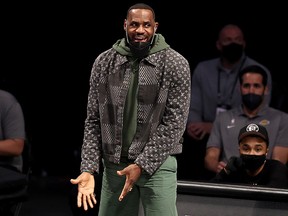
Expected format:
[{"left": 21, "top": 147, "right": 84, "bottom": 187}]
[{"left": 134, "top": 37, "right": 147, "bottom": 42}]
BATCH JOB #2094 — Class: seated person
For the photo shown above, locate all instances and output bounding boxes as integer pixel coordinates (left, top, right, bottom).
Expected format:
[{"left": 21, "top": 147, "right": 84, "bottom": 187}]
[
  {"left": 0, "top": 89, "right": 26, "bottom": 214},
  {"left": 186, "top": 24, "right": 272, "bottom": 142},
  {"left": 205, "top": 65, "right": 288, "bottom": 174},
  {"left": 0, "top": 89, "right": 26, "bottom": 172},
  {"left": 211, "top": 123, "right": 288, "bottom": 189}
]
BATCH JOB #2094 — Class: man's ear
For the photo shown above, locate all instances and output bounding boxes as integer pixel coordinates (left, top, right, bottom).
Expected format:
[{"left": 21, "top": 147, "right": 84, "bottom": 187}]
[
  {"left": 154, "top": 22, "right": 159, "bottom": 32},
  {"left": 216, "top": 40, "right": 221, "bottom": 51},
  {"left": 264, "top": 86, "right": 269, "bottom": 95},
  {"left": 124, "top": 20, "right": 127, "bottom": 31}
]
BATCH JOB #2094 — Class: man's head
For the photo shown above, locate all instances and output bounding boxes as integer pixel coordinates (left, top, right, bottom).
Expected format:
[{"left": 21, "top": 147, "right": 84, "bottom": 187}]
[
  {"left": 239, "top": 65, "right": 268, "bottom": 111},
  {"left": 238, "top": 123, "right": 269, "bottom": 172},
  {"left": 124, "top": 3, "right": 158, "bottom": 58},
  {"left": 238, "top": 123, "right": 269, "bottom": 147},
  {"left": 216, "top": 24, "right": 246, "bottom": 63}
]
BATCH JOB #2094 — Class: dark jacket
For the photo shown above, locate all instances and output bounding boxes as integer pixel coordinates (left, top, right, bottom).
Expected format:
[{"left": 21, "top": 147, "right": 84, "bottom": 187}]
[{"left": 80, "top": 34, "right": 191, "bottom": 175}]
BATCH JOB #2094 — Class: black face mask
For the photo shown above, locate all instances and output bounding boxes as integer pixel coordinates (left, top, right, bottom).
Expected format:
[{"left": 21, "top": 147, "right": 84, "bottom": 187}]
[
  {"left": 242, "top": 93, "right": 263, "bottom": 110},
  {"left": 128, "top": 41, "right": 151, "bottom": 59},
  {"left": 221, "top": 43, "right": 244, "bottom": 63},
  {"left": 240, "top": 154, "right": 266, "bottom": 172}
]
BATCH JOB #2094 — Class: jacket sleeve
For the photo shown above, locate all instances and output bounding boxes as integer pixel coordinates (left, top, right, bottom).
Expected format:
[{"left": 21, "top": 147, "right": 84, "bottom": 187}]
[{"left": 135, "top": 50, "right": 191, "bottom": 175}]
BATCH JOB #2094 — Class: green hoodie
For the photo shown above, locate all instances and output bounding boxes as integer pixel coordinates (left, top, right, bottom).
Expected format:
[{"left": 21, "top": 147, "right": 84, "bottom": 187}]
[
  {"left": 112, "top": 34, "right": 170, "bottom": 157},
  {"left": 112, "top": 33, "right": 170, "bottom": 57}
]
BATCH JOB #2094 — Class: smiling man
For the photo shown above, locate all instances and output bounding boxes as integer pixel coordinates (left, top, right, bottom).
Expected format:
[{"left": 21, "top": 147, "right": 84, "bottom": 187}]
[{"left": 70, "top": 3, "right": 191, "bottom": 216}]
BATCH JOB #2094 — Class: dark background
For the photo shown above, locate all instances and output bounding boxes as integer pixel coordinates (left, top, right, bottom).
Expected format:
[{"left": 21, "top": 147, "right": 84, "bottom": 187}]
[{"left": 2, "top": 1, "right": 287, "bottom": 177}]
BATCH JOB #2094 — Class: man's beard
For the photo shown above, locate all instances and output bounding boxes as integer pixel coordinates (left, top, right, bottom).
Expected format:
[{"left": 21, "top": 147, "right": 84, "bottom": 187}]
[
  {"left": 125, "top": 29, "right": 155, "bottom": 59},
  {"left": 128, "top": 41, "right": 151, "bottom": 58}
]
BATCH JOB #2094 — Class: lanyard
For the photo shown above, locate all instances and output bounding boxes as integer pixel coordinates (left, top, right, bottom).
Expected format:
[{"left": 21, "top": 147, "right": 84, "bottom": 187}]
[{"left": 217, "top": 57, "right": 247, "bottom": 108}]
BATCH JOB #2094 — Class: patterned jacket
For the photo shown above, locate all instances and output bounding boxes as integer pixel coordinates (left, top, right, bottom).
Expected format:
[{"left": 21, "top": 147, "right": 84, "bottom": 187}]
[{"left": 80, "top": 34, "right": 191, "bottom": 175}]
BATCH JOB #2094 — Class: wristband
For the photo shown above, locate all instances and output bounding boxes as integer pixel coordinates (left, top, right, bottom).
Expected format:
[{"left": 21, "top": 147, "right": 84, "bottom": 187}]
[{"left": 82, "top": 170, "right": 93, "bottom": 175}]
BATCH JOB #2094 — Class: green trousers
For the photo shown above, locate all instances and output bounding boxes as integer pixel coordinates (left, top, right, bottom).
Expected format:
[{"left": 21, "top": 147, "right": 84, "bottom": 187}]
[{"left": 98, "top": 156, "right": 178, "bottom": 216}]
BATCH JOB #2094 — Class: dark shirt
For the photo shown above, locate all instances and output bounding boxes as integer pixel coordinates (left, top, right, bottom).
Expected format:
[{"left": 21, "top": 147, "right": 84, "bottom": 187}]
[{"left": 211, "top": 159, "right": 288, "bottom": 189}]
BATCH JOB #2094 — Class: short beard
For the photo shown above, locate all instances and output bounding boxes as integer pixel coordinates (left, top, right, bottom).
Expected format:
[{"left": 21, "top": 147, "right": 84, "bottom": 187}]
[
  {"left": 125, "top": 29, "right": 155, "bottom": 59},
  {"left": 128, "top": 41, "right": 151, "bottom": 58}
]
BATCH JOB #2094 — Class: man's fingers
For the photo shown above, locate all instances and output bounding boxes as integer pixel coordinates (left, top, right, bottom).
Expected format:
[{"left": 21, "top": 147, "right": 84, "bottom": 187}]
[
  {"left": 82, "top": 195, "right": 88, "bottom": 211},
  {"left": 89, "top": 193, "right": 97, "bottom": 205},
  {"left": 117, "top": 170, "right": 124, "bottom": 176},
  {"left": 70, "top": 178, "right": 79, "bottom": 184},
  {"left": 87, "top": 194, "right": 95, "bottom": 208},
  {"left": 118, "top": 188, "right": 127, "bottom": 201},
  {"left": 77, "top": 193, "right": 97, "bottom": 210},
  {"left": 118, "top": 185, "right": 134, "bottom": 201},
  {"left": 77, "top": 193, "right": 82, "bottom": 207}
]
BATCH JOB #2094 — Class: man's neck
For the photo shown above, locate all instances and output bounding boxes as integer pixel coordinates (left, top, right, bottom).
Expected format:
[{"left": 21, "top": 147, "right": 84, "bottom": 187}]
[
  {"left": 221, "top": 58, "right": 241, "bottom": 70},
  {"left": 243, "top": 105, "right": 262, "bottom": 118}
]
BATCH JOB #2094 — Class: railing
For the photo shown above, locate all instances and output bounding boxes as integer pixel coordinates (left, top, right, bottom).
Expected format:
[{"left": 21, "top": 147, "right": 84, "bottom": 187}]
[{"left": 177, "top": 180, "right": 288, "bottom": 202}]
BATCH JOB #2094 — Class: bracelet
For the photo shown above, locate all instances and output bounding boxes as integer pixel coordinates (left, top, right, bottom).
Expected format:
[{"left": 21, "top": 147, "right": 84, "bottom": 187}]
[
  {"left": 82, "top": 170, "right": 94, "bottom": 175},
  {"left": 223, "top": 167, "right": 230, "bottom": 175}
]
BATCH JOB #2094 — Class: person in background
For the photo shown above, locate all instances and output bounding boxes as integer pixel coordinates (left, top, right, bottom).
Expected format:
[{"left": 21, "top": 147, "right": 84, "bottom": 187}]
[
  {"left": 211, "top": 123, "right": 288, "bottom": 189},
  {"left": 186, "top": 24, "right": 272, "bottom": 141},
  {"left": 178, "top": 24, "right": 272, "bottom": 180},
  {"left": 205, "top": 65, "right": 288, "bottom": 175},
  {"left": 0, "top": 89, "right": 26, "bottom": 172},
  {"left": 0, "top": 89, "right": 26, "bottom": 215},
  {"left": 70, "top": 3, "right": 191, "bottom": 216}
]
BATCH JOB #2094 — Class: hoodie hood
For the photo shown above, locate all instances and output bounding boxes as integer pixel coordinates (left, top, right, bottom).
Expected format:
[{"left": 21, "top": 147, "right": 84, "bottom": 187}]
[{"left": 112, "top": 34, "right": 170, "bottom": 57}]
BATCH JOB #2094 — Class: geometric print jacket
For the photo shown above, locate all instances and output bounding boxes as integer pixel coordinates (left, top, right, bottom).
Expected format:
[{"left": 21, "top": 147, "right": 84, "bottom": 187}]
[{"left": 80, "top": 46, "right": 191, "bottom": 175}]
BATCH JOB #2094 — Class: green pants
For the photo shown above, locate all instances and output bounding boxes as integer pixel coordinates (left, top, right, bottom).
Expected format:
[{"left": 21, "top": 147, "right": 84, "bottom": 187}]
[{"left": 98, "top": 156, "right": 178, "bottom": 216}]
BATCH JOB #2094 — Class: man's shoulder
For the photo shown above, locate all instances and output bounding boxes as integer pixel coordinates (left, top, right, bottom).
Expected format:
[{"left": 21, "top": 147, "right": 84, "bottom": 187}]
[
  {"left": 165, "top": 48, "right": 189, "bottom": 61},
  {"left": 95, "top": 48, "right": 125, "bottom": 65},
  {"left": 267, "top": 159, "right": 288, "bottom": 169},
  {"left": 197, "top": 58, "right": 219, "bottom": 66},
  {"left": 0, "top": 90, "right": 18, "bottom": 112},
  {"left": 97, "top": 48, "right": 116, "bottom": 58},
  {"left": 193, "top": 58, "right": 220, "bottom": 73},
  {"left": 0, "top": 90, "right": 16, "bottom": 101},
  {"left": 245, "top": 57, "right": 270, "bottom": 71},
  {"left": 217, "top": 107, "right": 240, "bottom": 119},
  {"left": 266, "top": 106, "right": 288, "bottom": 117},
  {"left": 245, "top": 56, "right": 260, "bottom": 64}
]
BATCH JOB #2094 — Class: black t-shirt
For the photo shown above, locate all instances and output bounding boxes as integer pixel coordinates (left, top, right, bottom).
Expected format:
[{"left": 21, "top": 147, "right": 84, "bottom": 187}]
[{"left": 211, "top": 159, "right": 288, "bottom": 189}]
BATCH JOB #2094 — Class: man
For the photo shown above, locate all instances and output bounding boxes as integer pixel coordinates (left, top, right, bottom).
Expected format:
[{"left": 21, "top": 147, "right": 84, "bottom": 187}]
[
  {"left": 0, "top": 89, "right": 26, "bottom": 172},
  {"left": 212, "top": 123, "right": 288, "bottom": 189},
  {"left": 0, "top": 89, "right": 26, "bottom": 215},
  {"left": 186, "top": 24, "right": 272, "bottom": 141},
  {"left": 70, "top": 3, "right": 191, "bottom": 216},
  {"left": 205, "top": 65, "right": 288, "bottom": 174},
  {"left": 177, "top": 24, "right": 272, "bottom": 180}
]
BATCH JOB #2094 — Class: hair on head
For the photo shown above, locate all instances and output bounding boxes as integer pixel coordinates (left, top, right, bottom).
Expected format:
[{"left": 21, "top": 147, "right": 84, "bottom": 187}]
[
  {"left": 239, "top": 65, "right": 268, "bottom": 86},
  {"left": 127, "top": 3, "right": 155, "bottom": 19}
]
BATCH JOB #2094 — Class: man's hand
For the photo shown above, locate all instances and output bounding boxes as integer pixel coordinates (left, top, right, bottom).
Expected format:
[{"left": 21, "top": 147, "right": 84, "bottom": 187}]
[
  {"left": 70, "top": 172, "right": 97, "bottom": 211},
  {"left": 216, "top": 161, "right": 227, "bottom": 173},
  {"left": 224, "top": 156, "right": 243, "bottom": 175},
  {"left": 117, "top": 164, "right": 142, "bottom": 201},
  {"left": 186, "top": 122, "right": 212, "bottom": 140}
]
